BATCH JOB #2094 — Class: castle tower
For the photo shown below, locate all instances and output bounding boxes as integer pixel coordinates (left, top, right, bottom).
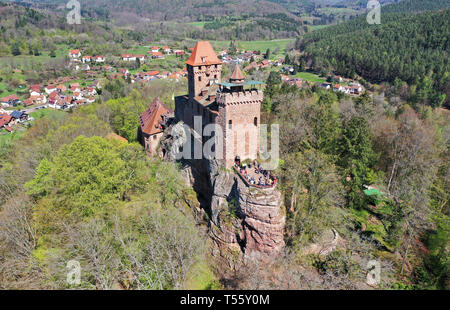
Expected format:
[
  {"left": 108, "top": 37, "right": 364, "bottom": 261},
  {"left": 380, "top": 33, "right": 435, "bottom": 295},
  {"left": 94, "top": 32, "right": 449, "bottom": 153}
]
[
  {"left": 186, "top": 41, "right": 222, "bottom": 99},
  {"left": 216, "top": 64, "right": 263, "bottom": 168}
]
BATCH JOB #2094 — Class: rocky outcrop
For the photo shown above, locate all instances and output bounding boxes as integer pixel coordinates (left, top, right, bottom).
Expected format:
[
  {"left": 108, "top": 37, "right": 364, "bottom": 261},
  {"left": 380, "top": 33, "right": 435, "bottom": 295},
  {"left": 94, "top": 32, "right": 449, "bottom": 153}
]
[{"left": 159, "top": 120, "right": 286, "bottom": 260}]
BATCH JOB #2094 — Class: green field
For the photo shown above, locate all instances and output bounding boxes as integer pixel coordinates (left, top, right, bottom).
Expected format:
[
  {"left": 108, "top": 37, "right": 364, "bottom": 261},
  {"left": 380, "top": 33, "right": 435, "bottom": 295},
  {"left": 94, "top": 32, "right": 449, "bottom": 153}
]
[
  {"left": 294, "top": 71, "right": 327, "bottom": 83},
  {"left": 30, "top": 109, "right": 66, "bottom": 121},
  {"left": 210, "top": 39, "right": 295, "bottom": 58},
  {"left": 0, "top": 130, "right": 25, "bottom": 154},
  {"left": 186, "top": 21, "right": 209, "bottom": 28}
]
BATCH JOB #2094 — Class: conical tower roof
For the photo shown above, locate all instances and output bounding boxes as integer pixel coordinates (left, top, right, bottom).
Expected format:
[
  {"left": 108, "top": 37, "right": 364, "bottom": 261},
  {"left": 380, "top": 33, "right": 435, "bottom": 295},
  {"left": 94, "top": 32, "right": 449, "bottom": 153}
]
[
  {"left": 186, "top": 41, "right": 222, "bottom": 66},
  {"left": 230, "top": 64, "right": 244, "bottom": 82}
]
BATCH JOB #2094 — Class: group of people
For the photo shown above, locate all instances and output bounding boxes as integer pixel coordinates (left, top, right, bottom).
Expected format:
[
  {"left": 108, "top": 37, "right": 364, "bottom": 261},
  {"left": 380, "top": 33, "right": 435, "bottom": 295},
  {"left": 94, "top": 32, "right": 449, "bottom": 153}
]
[{"left": 234, "top": 159, "right": 277, "bottom": 187}]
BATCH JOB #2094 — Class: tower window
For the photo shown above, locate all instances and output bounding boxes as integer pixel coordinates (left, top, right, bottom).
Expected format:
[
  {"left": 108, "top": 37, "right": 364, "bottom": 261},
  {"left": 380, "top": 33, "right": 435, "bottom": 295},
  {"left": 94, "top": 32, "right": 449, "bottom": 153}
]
[
  {"left": 228, "top": 120, "right": 232, "bottom": 129},
  {"left": 198, "top": 76, "right": 202, "bottom": 82},
  {"left": 254, "top": 117, "right": 258, "bottom": 126}
]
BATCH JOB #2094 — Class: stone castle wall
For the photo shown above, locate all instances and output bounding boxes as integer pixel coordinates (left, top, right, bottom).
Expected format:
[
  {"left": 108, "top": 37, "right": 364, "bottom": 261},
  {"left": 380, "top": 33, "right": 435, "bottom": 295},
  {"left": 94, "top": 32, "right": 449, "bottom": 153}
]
[
  {"left": 216, "top": 90, "right": 263, "bottom": 168},
  {"left": 188, "top": 64, "right": 222, "bottom": 98}
]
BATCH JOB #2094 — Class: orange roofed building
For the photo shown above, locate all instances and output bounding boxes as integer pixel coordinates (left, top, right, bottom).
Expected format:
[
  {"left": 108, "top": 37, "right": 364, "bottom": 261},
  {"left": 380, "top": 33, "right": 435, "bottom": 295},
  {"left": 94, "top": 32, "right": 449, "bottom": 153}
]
[
  {"left": 175, "top": 41, "right": 264, "bottom": 168},
  {"left": 139, "top": 97, "right": 173, "bottom": 155}
]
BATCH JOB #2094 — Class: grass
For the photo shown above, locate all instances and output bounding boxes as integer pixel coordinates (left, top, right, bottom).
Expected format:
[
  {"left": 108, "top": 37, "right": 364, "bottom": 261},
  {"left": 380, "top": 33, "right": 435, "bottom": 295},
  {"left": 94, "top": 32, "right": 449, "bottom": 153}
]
[
  {"left": 211, "top": 39, "right": 294, "bottom": 58},
  {"left": 185, "top": 260, "right": 220, "bottom": 290},
  {"left": 0, "top": 130, "right": 25, "bottom": 155},
  {"left": 294, "top": 71, "right": 327, "bottom": 84},
  {"left": 186, "top": 21, "right": 209, "bottom": 28},
  {"left": 30, "top": 109, "right": 66, "bottom": 121}
]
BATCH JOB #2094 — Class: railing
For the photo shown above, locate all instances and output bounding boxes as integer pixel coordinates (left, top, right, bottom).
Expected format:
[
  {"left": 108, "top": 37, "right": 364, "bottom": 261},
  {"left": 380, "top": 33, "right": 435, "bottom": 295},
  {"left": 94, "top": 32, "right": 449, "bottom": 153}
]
[{"left": 232, "top": 166, "right": 277, "bottom": 189}]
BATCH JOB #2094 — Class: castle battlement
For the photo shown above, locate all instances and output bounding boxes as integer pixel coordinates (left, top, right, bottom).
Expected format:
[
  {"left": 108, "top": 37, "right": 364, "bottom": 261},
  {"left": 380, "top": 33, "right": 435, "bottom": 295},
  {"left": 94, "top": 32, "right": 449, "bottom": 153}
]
[{"left": 217, "top": 90, "right": 263, "bottom": 105}]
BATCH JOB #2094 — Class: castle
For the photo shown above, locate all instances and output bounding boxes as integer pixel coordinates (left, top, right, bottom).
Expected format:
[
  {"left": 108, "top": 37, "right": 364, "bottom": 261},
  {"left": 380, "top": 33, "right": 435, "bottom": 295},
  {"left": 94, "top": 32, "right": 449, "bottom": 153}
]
[{"left": 175, "top": 41, "right": 264, "bottom": 168}]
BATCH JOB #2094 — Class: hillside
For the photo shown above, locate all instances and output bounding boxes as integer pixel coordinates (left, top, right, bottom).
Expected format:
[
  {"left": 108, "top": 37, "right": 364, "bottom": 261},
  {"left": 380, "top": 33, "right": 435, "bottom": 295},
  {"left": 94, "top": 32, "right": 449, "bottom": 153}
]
[{"left": 297, "top": 0, "right": 450, "bottom": 107}]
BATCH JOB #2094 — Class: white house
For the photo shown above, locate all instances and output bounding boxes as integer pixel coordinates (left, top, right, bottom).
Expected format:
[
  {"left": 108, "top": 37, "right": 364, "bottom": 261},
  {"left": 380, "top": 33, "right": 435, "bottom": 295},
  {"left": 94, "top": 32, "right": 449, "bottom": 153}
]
[
  {"left": 93, "top": 55, "right": 105, "bottom": 63},
  {"left": 69, "top": 50, "right": 81, "bottom": 58},
  {"left": 45, "top": 85, "right": 57, "bottom": 94},
  {"left": 122, "top": 54, "right": 136, "bottom": 61}
]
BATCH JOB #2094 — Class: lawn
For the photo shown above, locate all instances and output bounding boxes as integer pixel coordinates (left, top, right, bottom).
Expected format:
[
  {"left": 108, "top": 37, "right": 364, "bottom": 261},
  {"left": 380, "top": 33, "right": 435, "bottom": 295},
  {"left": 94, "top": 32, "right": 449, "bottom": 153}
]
[
  {"left": 294, "top": 71, "right": 327, "bottom": 84},
  {"left": 30, "top": 109, "right": 66, "bottom": 121},
  {"left": 210, "top": 39, "right": 295, "bottom": 58}
]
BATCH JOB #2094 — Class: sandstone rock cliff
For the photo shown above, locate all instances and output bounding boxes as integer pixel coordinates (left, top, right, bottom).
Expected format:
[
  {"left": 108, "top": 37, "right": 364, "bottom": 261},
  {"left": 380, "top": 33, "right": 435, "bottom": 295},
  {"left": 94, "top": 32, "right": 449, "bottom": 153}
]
[{"left": 159, "top": 121, "right": 286, "bottom": 261}]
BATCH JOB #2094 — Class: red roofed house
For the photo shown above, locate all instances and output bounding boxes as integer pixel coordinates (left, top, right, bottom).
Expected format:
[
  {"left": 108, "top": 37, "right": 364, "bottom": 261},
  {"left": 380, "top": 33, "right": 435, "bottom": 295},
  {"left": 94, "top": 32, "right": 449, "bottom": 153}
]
[
  {"left": 174, "top": 49, "right": 185, "bottom": 56},
  {"left": 69, "top": 49, "right": 81, "bottom": 58},
  {"left": 82, "top": 56, "right": 91, "bottom": 63},
  {"left": 0, "top": 94, "right": 20, "bottom": 107},
  {"left": 162, "top": 46, "right": 171, "bottom": 54},
  {"left": 0, "top": 113, "right": 12, "bottom": 129},
  {"left": 122, "top": 54, "right": 136, "bottom": 61},
  {"left": 151, "top": 46, "right": 159, "bottom": 53},
  {"left": 93, "top": 55, "right": 105, "bottom": 63},
  {"left": 29, "top": 84, "right": 42, "bottom": 96},
  {"left": 135, "top": 55, "right": 146, "bottom": 62},
  {"left": 151, "top": 52, "right": 164, "bottom": 59},
  {"left": 138, "top": 97, "right": 173, "bottom": 155}
]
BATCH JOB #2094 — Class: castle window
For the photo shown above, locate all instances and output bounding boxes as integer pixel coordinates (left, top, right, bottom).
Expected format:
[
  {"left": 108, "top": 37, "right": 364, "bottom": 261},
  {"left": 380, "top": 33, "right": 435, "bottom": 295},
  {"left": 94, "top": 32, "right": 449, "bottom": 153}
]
[
  {"left": 228, "top": 120, "right": 232, "bottom": 129},
  {"left": 254, "top": 117, "right": 258, "bottom": 126},
  {"left": 214, "top": 74, "right": 217, "bottom": 79},
  {"left": 198, "top": 76, "right": 202, "bottom": 82}
]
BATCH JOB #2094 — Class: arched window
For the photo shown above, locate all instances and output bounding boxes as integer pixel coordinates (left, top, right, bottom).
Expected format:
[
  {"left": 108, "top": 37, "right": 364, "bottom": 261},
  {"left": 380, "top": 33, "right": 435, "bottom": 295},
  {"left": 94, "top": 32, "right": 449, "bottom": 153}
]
[
  {"left": 254, "top": 117, "right": 258, "bottom": 126},
  {"left": 228, "top": 120, "right": 232, "bottom": 129}
]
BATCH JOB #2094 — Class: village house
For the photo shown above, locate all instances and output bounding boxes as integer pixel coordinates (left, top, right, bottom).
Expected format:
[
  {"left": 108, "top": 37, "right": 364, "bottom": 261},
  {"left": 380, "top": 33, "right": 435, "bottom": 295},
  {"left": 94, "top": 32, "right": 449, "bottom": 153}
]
[
  {"left": 0, "top": 94, "right": 20, "bottom": 107},
  {"left": 162, "top": 46, "right": 171, "bottom": 54},
  {"left": 69, "top": 49, "right": 81, "bottom": 58},
  {"left": 29, "top": 85, "right": 43, "bottom": 96},
  {"left": 174, "top": 49, "right": 185, "bottom": 56},
  {"left": 138, "top": 97, "right": 173, "bottom": 155},
  {"left": 45, "top": 85, "right": 57, "bottom": 94},
  {"left": 0, "top": 113, "right": 12, "bottom": 130},
  {"left": 135, "top": 55, "right": 146, "bottom": 62},
  {"left": 174, "top": 41, "right": 264, "bottom": 168},
  {"left": 56, "top": 84, "right": 67, "bottom": 93},
  {"left": 93, "top": 55, "right": 105, "bottom": 63},
  {"left": 151, "top": 46, "right": 159, "bottom": 53},
  {"left": 9, "top": 110, "right": 29, "bottom": 124},
  {"left": 122, "top": 54, "right": 136, "bottom": 61},
  {"left": 82, "top": 56, "right": 91, "bottom": 63},
  {"left": 151, "top": 52, "right": 164, "bottom": 59}
]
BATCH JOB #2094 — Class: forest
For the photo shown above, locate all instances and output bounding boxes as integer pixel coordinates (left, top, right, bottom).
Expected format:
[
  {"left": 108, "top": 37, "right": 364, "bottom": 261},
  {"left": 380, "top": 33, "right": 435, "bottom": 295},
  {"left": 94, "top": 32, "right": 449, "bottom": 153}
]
[{"left": 296, "top": 1, "right": 450, "bottom": 107}]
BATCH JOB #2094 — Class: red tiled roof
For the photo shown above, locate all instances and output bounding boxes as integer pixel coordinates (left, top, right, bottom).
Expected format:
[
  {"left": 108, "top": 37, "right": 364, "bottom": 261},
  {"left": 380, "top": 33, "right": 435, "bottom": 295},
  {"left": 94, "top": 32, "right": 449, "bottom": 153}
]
[
  {"left": 0, "top": 94, "right": 19, "bottom": 102},
  {"left": 230, "top": 64, "right": 244, "bottom": 81},
  {"left": 0, "top": 113, "right": 12, "bottom": 127},
  {"left": 186, "top": 41, "right": 221, "bottom": 66},
  {"left": 152, "top": 52, "right": 163, "bottom": 57},
  {"left": 139, "top": 97, "right": 172, "bottom": 136}
]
